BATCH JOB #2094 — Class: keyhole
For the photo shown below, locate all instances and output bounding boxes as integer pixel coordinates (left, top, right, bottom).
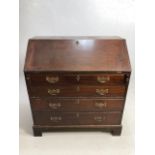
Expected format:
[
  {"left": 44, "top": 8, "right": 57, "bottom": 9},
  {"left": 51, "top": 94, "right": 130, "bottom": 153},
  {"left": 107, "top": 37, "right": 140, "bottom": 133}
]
[
  {"left": 76, "top": 41, "right": 79, "bottom": 45},
  {"left": 77, "top": 75, "right": 80, "bottom": 82}
]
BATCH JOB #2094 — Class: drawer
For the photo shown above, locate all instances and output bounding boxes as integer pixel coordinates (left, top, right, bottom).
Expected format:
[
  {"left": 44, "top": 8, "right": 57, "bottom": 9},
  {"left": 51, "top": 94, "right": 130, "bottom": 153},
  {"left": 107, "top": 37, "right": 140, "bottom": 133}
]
[
  {"left": 31, "top": 98, "right": 124, "bottom": 111},
  {"left": 30, "top": 85, "right": 126, "bottom": 97},
  {"left": 27, "top": 73, "right": 125, "bottom": 86},
  {"left": 33, "top": 111, "right": 122, "bottom": 125}
]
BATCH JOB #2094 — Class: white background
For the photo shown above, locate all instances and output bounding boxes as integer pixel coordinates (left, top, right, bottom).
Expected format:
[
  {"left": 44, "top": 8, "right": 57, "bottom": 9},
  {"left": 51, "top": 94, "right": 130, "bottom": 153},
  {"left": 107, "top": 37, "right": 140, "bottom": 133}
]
[
  {"left": 1, "top": 0, "right": 155, "bottom": 155},
  {"left": 19, "top": 0, "right": 135, "bottom": 155},
  {"left": 19, "top": 0, "right": 135, "bottom": 75}
]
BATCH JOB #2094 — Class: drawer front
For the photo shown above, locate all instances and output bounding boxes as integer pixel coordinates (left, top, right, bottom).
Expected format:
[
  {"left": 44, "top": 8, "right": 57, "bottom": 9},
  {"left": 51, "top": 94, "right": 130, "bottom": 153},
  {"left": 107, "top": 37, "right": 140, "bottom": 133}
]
[
  {"left": 29, "top": 85, "right": 126, "bottom": 97},
  {"left": 27, "top": 73, "right": 125, "bottom": 86},
  {"left": 31, "top": 98, "right": 124, "bottom": 111},
  {"left": 33, "top": 111, "right": 122, "bottom": 125}
]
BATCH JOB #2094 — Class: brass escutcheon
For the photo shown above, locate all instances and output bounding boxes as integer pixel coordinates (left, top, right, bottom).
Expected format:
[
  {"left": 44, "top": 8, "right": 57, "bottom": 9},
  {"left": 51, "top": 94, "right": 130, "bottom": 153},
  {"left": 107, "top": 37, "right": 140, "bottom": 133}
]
[
  {"left": 76, "top": 113, "right": 79, "bottom": 118},
  {"left": 76, "top": 86, "right": 80, "bottom": 92},
  {"left": 76, "top": 75, "right": 80, "bottom": 82}
]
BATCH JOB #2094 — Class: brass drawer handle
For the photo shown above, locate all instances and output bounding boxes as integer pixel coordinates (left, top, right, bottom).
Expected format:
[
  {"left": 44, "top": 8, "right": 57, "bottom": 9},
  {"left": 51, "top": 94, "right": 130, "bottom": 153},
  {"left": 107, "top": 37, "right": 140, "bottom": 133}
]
[
  {"left": 94, "top": 116, "right": 105, "bottom": 122},
  {"left": 46, "top": 76, "right": 59, "bottom": 84},
  {"left": 50, "top": 116, "right": 62, "bottom": 121},
  {"left": 48, "top": 89, "right": 60, "bottom": 95},
  {"left": 49, "top": 103, "right": 61, "bottom": 109},
  {"left": 95, "top": 102, "right": 107, "bottom": 108},
  {"left": 96, "top": 89, "right": 109, "bottom": 96},
  {"left": 97, "top": 76, "right": 110, "bottom": 83}
]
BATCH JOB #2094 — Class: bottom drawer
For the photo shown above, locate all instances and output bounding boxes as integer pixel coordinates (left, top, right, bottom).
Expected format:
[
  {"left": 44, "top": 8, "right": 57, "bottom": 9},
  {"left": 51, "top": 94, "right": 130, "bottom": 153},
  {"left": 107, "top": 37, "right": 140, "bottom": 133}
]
[{"left": 33, "top": 111, "right": 122, "bottom": 125}]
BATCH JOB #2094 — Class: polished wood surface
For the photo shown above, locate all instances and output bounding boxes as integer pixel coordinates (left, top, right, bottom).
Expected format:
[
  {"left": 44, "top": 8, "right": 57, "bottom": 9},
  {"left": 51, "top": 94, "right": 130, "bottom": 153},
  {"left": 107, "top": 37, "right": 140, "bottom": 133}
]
[
  {"left": 31, "top": 98, "right": 124, "bottom": 111},
  {"left": 24, "top": 37, "right": 131, "bottom": 72},
  {"left": 29, "top": 85, "right": 126, "bottom": 97},
  {"left": 33, "top": 111, "right": 122, "bottom": 125},
  {"left": 33, "top": 125, "right": 122, "bottom": 136},
  {"left": 28, "top": 73, "right": 126, "bottom": 86},
  {"left": 24, "top": 37, "right": 131, "bottom": 136}
]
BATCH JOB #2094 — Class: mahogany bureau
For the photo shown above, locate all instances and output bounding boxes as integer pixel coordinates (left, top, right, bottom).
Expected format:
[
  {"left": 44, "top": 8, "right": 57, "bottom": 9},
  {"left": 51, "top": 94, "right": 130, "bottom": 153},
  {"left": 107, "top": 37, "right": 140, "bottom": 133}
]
[{"left": 24, "top": 37, "right": 131, "bottom": 136}]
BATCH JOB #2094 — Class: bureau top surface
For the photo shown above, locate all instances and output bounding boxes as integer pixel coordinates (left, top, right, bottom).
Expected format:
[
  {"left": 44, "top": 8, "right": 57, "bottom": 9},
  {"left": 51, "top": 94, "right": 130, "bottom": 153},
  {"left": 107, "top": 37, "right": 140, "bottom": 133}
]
[{"left": 24, "top": 37, "right": 131, "bottom": 72}]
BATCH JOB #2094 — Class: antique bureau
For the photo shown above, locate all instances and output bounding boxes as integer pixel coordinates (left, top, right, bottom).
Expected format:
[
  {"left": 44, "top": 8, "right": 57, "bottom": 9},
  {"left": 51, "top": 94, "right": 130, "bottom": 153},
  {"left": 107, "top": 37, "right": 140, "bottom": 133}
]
[{"left": 24, "top": 37, "right": 131, "bottom": 136}]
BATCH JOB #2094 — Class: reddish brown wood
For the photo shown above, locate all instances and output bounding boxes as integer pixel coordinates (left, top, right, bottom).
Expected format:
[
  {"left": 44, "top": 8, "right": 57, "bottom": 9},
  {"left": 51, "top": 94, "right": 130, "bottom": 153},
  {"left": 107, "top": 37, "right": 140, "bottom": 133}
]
[
  {"left": 27, "top": 73, "right": 126, "bottom": 86},
  {"left": 24, "top": 37, "right": 131, "bottom": 72},
  {"left": 33, "top": 124, "right": 122, "bottom": 136},
  {"left": 33, "top": 127, "right": 42, "bottom": 136},
  {"left": 24, "top": 37, "right": 131, "bottom": 136},
  {"left": 111, "top": 126, "right": 122, "bottom": 135},
  {"left": 29, "top": 85, "right": 126, "bottom": 97},
  {"left": 30, "top": 98, "right": 124, "bottom": 111},
  {"left": 33, "top": 111, "right": 122, "bottom": 125}
]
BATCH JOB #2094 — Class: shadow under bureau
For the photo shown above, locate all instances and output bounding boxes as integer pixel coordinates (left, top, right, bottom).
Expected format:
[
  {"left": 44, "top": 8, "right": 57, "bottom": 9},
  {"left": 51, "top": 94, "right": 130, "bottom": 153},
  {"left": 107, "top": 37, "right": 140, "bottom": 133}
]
[{"left": 24, "top": 37, "right": 131, "bottom": 136}]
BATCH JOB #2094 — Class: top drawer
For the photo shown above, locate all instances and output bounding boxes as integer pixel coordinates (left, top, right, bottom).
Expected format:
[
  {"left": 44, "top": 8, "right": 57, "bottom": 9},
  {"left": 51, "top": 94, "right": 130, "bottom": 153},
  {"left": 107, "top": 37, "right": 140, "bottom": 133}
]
[{"left": 25, "top": 73, "right": 126, "bottom": 86}]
